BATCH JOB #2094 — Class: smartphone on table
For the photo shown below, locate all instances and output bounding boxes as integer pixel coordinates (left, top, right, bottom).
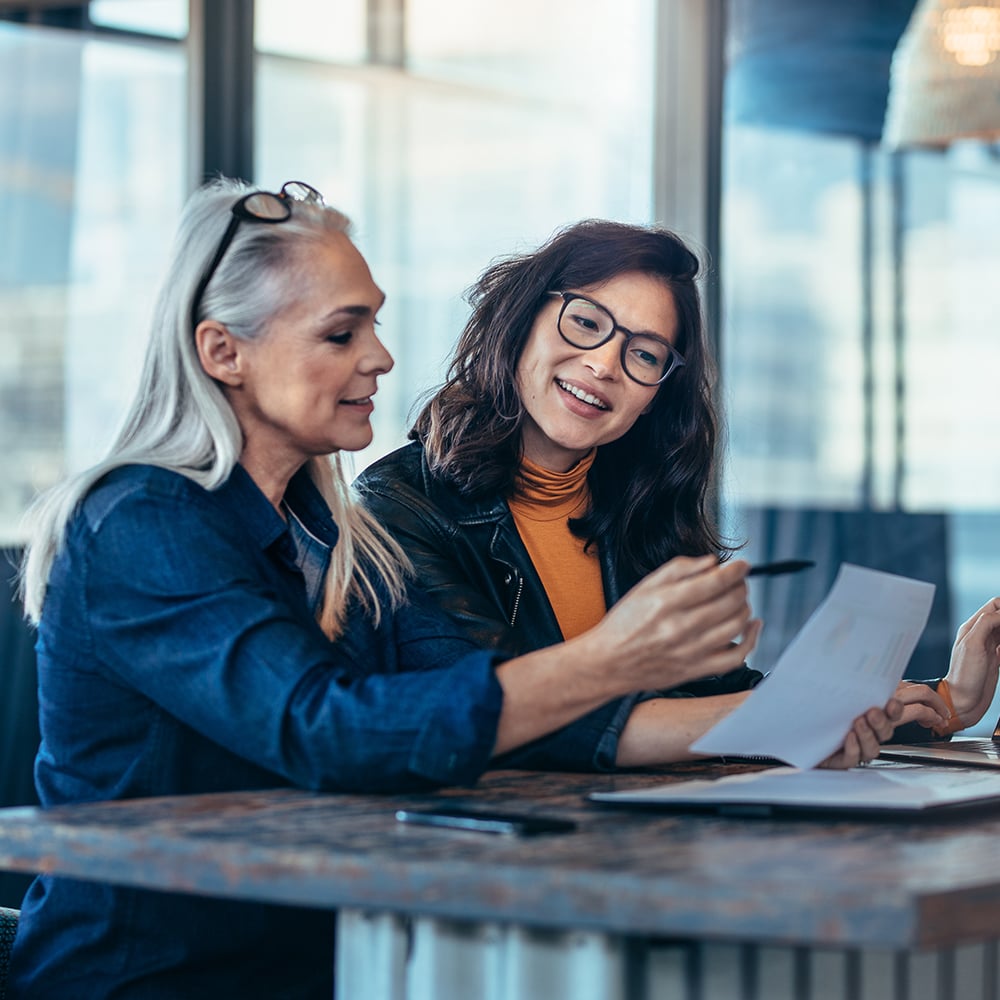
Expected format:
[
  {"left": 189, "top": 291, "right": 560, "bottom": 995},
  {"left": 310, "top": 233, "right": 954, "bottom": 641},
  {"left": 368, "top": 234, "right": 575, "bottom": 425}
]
[{"left": 395, "top": 806, "right": 576, "bottom": 837}]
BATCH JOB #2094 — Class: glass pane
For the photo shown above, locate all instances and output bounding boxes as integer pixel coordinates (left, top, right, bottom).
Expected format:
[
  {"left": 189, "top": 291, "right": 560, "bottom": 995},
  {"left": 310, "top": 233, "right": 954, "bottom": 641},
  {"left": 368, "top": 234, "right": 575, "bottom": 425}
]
[
  {"left": 722, "top": 126, "right": 866, "bottom": 509},
  {"left": 255, "top": 0, "right": 654, "bottom": 467},
  {"left": 408, "top": 0, "right": 650, "bottom": 105},
  {"left": 89, "top": 0, "right": 187, "bottom": 38},
  {"left": 0, "top": 22, "right": 186, "bottom": 543},
  {"left": 255, "top": 0, "right": 365, "bottom": 63},
  {"left": 898, "top": 144, "right": 1000, "bottom": 510}
]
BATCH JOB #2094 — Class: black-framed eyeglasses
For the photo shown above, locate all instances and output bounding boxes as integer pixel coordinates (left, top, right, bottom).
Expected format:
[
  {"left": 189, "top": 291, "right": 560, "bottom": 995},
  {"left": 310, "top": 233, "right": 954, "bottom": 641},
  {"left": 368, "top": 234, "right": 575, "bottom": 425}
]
[
  {"left": 190, "top": 181, "right": 324, "bottom": 329},
  {"left": 548, "top": 291, "right": 686, "bottom": 386}
]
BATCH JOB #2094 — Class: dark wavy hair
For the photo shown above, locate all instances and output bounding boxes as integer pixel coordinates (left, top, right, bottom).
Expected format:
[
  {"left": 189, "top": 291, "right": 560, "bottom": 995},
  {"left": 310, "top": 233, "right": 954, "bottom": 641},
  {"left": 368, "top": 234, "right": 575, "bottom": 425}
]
[{"left": 412, "top": 219, "right": 728, "bottom": 589}]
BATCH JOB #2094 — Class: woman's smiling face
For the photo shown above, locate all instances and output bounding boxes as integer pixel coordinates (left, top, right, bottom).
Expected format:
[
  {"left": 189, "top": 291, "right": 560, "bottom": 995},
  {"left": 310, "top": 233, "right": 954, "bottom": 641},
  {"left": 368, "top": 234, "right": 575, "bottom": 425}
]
[{"left": 515, "top": 270, "right": 679, "bottom": 472}]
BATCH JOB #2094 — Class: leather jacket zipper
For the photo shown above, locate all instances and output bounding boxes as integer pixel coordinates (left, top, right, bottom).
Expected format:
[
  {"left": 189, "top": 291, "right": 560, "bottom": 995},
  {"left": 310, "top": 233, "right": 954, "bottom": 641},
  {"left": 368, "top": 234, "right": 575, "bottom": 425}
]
[{"left": 508, "top": 574, "right": 524, "bottom": 627}]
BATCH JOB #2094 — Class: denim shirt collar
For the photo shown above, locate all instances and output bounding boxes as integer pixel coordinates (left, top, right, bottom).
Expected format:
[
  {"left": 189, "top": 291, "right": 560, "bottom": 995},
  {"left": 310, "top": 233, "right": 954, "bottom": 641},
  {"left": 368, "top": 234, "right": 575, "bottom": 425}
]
[{"left": 215, "top": 463, "right": 340, "bottom": 553}]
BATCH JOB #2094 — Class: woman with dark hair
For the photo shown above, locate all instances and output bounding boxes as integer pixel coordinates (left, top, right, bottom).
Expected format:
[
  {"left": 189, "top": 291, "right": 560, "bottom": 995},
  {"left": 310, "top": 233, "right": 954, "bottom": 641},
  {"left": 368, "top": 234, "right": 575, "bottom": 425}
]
[
  {"left": 357, "top": 220, "right": 944, "bottom": 766},
  {"left": 428, "top": 220, "right": 719, "bottom": 582}
]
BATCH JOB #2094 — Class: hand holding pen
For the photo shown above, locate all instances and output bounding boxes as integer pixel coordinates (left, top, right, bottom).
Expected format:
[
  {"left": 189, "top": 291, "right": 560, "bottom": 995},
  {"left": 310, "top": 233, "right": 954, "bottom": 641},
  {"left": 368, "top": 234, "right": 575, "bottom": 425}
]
[{"left": 747, "top": 559, "right": 815, "bottom": 577}]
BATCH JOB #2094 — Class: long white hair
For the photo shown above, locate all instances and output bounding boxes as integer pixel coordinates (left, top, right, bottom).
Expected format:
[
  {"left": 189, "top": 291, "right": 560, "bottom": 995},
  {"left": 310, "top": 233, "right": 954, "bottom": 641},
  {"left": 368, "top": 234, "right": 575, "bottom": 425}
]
[{"left": 21, "top": 177, "right": 409, "bottom": 637}]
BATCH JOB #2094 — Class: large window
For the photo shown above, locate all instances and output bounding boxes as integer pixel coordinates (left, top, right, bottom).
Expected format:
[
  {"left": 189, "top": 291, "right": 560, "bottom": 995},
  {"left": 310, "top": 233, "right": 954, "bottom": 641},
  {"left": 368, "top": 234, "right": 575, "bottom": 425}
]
[
  {"left": 721, "top": 0, "right": 1000, "bottom": 729},
  {"left": 0, "top": 16, "right": 185, "bottom": 545},
  {"left": 254, "top": 0, "right": 655, "bottom": 465},
  {"left": 0, "top": 1, "right": 656, "bottom": 542}
]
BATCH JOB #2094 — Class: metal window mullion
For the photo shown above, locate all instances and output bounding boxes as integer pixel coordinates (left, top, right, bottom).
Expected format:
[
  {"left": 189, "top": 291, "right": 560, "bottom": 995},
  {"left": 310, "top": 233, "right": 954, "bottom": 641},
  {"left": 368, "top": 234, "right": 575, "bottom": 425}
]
[
  {"left": 860, "top": 142, "right": 876, "bottom": 511},
  {"left": 890, "top": 151, "right": 907, "bottom": 511},
  {"left": 652, "top": 0, "right": 725, "bottom": 362},
  {"left": 187, "top": 0, "right": 255, "bottom": 190},
  {"left": 366, "top": 0, "right": 405, "bottom": 67}
]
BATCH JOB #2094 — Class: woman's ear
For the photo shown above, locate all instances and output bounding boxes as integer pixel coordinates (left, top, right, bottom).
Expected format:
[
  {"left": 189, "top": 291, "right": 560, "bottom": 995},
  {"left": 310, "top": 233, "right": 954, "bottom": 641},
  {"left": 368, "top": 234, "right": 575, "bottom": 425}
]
[{"left": 195, "top": 321, "right": 243, "bottom": 386}]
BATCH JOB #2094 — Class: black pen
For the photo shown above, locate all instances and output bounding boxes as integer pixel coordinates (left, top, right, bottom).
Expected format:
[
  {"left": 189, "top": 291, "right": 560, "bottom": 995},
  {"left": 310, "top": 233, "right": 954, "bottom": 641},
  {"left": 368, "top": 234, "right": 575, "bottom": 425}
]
[{"left": 747, "top": 559, "right": 815, "bottom": 577}]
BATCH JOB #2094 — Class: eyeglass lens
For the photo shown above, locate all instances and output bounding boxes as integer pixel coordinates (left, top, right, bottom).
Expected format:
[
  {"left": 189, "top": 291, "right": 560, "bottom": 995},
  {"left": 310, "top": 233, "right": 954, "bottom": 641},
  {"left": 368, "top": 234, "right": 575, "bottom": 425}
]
[
  {"left": 558, "top": 297, "right": 677, "bottom": 385},
  {"left": 281, "top": 180, "right": 323, "bottom": 204},
  {"left": 241, "top": 192, "right": 291, "bottom": 221},
  {"left": 240, "top": 182, "right": 321, "bottom": 222}
]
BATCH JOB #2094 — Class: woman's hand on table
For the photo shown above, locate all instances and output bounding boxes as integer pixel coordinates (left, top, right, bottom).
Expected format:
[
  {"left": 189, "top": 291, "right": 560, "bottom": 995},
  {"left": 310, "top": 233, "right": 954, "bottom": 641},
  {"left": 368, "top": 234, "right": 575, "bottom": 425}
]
[
  {"left": 884, "top": 680, "right": 952, "bottom": 730},
  {"left": 818, "top": 699, "right": 913, "bottom": 769}
]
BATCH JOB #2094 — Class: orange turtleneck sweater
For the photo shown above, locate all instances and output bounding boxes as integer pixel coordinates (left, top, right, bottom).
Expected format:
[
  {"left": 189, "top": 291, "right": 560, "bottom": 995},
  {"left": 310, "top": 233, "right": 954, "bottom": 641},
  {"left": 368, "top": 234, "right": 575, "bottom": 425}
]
[{"left": 507, "top": 451, "right": 606, "bottom": 640}]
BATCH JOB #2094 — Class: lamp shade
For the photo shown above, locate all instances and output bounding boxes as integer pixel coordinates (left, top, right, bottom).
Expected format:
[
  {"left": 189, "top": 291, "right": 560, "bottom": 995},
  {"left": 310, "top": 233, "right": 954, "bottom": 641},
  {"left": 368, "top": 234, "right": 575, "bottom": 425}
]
[
  {"left": 883, "top": 0, "right": 1000, "bottom": 146},
  {"left": 727, "top": 0, "right": 915, "bottom": 142}
]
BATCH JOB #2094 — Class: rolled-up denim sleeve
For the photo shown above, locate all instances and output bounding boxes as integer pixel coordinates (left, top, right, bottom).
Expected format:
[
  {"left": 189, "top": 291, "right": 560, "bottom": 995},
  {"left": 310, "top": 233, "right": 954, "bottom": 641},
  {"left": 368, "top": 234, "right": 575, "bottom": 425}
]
[
  {"left": 491, "top": 694, "right": 640, "bottom": 772},
  {"left": 286, "top": 649, "right": 504, "bottom": 789}
]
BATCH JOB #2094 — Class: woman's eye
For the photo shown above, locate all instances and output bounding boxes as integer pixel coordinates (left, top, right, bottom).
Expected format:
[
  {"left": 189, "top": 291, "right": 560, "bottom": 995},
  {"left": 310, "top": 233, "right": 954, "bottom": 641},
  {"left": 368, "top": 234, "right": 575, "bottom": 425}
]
[
  {"left": 571, "top": 315, "right": 600, "bottom": 333},
  {"left": 629, "top": 337, "right": 671, "bottom": 370},
  {"left": 327, "top": 331, "right": 353, "bottom": 345},
  {"left": 631, "top": 349, "right": 660, "bottom": 368}
]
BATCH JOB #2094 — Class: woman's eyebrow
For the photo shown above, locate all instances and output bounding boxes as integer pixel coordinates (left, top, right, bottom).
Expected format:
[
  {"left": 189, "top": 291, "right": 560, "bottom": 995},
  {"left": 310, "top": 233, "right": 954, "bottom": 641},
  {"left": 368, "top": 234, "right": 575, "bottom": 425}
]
[
  {"left": 327, "top": 305, "right": 372, "bottom": 318},
  {"left": 616, "top": 319, "right": 671, "bottom": 342},
  {"left": 321, "top": 295, "right": 387, "bottom": 322}
]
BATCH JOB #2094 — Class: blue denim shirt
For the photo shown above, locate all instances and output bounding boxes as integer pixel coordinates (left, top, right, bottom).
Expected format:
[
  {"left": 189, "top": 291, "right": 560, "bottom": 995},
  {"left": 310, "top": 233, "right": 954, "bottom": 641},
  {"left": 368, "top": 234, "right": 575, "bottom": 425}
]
[{"left": 11, "top": 462, "right": 512, "bottom": 999}]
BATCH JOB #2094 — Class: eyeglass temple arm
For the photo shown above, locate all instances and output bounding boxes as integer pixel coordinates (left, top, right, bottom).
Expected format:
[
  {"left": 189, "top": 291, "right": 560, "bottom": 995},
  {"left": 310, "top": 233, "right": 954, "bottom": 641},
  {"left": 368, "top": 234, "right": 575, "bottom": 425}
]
[{"left": 190, "top": 214, "right": 243, "bottom": 328}]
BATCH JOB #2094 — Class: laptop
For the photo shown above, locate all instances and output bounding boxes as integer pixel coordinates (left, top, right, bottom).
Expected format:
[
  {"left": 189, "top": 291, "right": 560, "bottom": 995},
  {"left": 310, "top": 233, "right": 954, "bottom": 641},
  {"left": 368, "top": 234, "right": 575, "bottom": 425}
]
[
  {"left": 879, "top": 714, "right": 1000, "bottom": 768},
  {"left": 588, "top": 763, "right": 1000, "bottom": 819}
]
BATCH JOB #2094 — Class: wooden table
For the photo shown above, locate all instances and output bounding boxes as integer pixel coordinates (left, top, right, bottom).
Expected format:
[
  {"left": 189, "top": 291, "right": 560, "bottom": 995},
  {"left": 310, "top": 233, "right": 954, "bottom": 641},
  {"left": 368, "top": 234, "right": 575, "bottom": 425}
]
[{"left": 2, "top": 765, "right": 1000, "bottom": 999}]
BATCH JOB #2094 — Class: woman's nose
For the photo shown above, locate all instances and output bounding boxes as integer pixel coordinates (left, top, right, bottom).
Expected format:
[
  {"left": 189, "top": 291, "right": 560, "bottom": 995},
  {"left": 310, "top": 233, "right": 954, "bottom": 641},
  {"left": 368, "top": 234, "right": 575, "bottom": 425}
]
[
  {"left": 582, "top": 337, "right": 621, "bottom": 379},
  {"left": 362, "top": 330, "right": 394, "bottom": 375}
]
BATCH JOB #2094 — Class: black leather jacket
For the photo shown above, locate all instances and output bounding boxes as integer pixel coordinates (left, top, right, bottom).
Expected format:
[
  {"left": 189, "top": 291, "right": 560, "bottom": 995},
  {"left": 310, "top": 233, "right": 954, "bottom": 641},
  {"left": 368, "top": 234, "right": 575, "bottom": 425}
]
[{"left": 355, "top": 441, "right": 762, "bottom": 696}]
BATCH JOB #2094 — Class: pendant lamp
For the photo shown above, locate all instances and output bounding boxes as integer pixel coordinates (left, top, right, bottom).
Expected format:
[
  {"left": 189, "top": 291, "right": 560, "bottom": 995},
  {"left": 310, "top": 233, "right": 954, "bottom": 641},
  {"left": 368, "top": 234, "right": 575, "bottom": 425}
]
[{"left": 883, "top": 0, "right": 1000, "bottom": 146}]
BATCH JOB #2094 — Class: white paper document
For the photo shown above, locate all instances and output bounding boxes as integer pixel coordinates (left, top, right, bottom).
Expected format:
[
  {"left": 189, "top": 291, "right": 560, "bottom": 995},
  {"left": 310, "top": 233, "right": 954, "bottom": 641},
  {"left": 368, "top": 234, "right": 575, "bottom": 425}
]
[
  {"left": 590, "top": 763, "right": 1000, "bottom": 814},
  {"left": 689, "top": 564, "right": 935, "bottom": 768}
]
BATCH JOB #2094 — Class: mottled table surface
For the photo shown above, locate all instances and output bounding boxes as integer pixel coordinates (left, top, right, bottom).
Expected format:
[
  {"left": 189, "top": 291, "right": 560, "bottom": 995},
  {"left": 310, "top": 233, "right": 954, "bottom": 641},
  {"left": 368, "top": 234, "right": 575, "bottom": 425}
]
[{"left": 2, "top": 764, "right": 1000, "bottom": 949}]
